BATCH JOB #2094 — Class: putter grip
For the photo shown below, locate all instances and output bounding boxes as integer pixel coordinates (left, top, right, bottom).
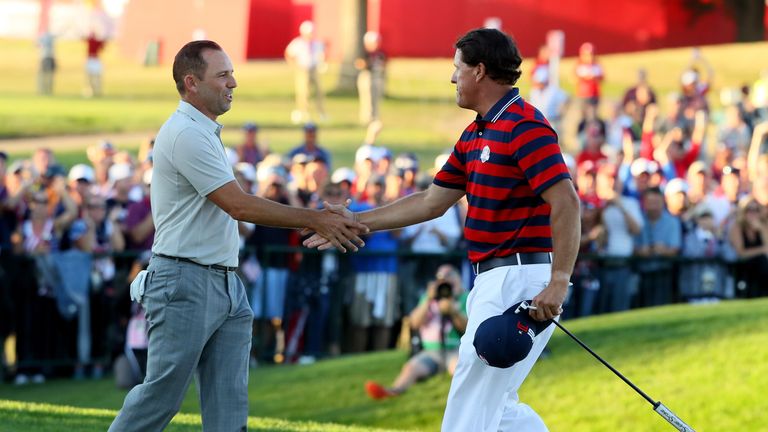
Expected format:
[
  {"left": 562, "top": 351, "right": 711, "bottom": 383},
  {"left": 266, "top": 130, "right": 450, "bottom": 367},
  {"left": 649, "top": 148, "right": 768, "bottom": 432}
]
[{"left": 654, "top": 402, "right": 695, "bottom": 432}]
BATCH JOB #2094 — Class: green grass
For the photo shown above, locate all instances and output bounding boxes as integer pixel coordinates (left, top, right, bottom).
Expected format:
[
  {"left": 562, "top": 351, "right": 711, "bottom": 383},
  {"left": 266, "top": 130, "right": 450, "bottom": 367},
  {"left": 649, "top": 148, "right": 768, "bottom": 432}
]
[
  {"left": 2, "top": 39, "right": 768, "bottom": 169},
  {"left": 2, "top": 298, "right": 767, "bottom": 431}
]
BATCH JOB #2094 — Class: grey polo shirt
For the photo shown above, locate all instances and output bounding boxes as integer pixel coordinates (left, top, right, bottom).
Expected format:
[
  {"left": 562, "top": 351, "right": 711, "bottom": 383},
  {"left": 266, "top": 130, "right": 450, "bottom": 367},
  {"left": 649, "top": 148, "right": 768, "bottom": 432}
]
[{"left": 150, "top": 100, "right": 239, "bottom": 266}]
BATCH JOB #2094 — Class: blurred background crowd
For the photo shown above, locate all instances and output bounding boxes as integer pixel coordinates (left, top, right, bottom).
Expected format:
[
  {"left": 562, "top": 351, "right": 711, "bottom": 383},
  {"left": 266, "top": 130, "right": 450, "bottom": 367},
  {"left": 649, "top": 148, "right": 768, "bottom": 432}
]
[{"left": 2, "top": 32, "right": 768, "bottom": 389}]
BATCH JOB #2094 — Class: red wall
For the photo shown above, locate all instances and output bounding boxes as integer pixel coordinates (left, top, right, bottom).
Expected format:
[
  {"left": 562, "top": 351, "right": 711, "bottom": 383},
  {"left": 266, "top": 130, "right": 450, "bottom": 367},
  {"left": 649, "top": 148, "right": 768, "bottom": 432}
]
[
  {"left": 246, "top": 0, "right": 314, "bottom": 59},
  {"left": 117, "top": 0, "right": 251, "bottom": 63},
  {"left": 377, "top": 0, "right": 746, "bottom": 58},
  {"left": 119, "top": 0, "right": 762, "bottom": 62}
]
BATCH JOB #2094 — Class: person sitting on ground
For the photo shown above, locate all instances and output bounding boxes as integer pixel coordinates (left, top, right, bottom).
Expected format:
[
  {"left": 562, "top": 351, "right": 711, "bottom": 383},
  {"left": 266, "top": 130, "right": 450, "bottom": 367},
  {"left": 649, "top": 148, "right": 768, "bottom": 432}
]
[{"left": 365, "top": 264, "right": 467, "bottom": 399}]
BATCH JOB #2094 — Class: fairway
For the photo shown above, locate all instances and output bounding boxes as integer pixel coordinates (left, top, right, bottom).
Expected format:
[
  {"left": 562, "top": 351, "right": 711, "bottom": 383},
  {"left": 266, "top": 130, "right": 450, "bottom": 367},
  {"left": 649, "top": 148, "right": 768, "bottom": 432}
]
[{"left": 2, "top": 299, "right": 767, "bottom": 431}]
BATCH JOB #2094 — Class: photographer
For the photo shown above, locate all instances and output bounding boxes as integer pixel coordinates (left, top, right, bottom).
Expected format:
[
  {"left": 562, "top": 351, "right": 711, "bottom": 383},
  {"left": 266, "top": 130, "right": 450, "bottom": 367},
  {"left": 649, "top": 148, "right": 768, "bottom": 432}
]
[{"left": 365, "top": 264, "right": 467, "bottom": 399}]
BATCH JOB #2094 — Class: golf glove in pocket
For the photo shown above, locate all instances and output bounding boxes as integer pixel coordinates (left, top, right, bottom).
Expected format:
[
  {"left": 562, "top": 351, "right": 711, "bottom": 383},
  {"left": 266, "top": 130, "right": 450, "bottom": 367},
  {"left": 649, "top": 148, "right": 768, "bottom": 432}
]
[{"left": 130, "top": 270, "right": 148, "bottom": 303}]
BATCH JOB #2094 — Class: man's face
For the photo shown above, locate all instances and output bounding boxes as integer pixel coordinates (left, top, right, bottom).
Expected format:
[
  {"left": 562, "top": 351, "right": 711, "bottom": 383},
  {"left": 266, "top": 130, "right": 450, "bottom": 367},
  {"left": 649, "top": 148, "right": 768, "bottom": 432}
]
[
  {"left": 722, "top": 173, "right": 740, "bottom": 200},
  {"left": 665, "top": 191, "right": 687, "bottom": 215},
  {"left": 451, "top": 49, "right": 478, "bottom": 110},
  {"left": 191, "top": 49, "right": 236, "bottom": 120},
  {"left": 643, "top": 192, "right": 664, "bottom": 219}
]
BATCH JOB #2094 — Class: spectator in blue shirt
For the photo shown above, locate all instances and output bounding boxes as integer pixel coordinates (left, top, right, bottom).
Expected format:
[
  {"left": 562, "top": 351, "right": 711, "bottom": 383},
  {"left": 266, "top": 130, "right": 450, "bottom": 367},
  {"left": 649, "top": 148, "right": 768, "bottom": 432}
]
[
  {"left": 288, "top": 123, "right": 331, "bottom": 168},
  {"left": 635, "top": 187, "right": 683, "bottom": 306}
]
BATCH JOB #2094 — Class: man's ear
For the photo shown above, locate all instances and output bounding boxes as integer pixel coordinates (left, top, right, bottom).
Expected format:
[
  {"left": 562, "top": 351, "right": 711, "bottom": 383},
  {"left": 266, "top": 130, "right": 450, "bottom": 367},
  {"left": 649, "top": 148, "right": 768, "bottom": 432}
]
[
  {"left": 183, "top": 74, "right": 197, "bottom": 94},
  {"left": 475, "top": 63, "right": 486, "bottom": 82}
]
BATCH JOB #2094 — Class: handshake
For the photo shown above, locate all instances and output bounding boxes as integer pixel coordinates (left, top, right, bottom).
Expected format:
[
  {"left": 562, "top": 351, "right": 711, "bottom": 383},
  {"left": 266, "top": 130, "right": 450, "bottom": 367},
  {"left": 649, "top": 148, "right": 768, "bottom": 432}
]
[{"left": 302, "top": 200, "right": 369, "bottom": 253}]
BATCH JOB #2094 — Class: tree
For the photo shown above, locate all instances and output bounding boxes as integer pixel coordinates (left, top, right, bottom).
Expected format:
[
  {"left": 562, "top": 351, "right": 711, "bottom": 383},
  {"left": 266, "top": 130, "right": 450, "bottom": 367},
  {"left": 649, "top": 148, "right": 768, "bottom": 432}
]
[
  {"left": 334, "top": 0, "right": 367, "bottom": 93},
  {"left": 684, "top": 0, "right": 765, "bottom": 42}
]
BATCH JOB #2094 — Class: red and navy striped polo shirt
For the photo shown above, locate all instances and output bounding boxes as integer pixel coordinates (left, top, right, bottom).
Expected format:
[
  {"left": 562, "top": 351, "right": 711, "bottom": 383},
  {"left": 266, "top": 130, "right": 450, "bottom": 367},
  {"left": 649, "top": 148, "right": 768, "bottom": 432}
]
[{"left": 434, "top": 88, "right": 571, "bottom": 263}]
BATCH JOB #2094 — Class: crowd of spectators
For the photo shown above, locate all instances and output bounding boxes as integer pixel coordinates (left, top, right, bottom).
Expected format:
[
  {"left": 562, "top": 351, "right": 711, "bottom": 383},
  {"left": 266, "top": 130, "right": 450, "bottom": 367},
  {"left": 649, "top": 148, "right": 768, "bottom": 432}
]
[{"left": 1, "top": 45, "right": 768, "bottom": 385}]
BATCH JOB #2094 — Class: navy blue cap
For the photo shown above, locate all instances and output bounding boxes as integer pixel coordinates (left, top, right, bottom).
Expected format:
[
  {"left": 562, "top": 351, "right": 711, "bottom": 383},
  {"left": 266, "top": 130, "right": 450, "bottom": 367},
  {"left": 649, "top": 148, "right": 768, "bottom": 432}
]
[
  {"left": 243, "top": 122, "right": 258, "bottom": 132},
  {"left": 474, "top": 300, "right": 553, "bottom": 369},
  {"left": 303, "top": 122, "right": 317, "bottom": 131}
]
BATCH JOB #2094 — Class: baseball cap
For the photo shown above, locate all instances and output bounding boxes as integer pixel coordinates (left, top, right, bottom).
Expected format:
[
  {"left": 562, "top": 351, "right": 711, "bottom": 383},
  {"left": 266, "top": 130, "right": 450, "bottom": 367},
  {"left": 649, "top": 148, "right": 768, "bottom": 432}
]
[
  {"left": 256, "top": 164, "right": 287, "bottom": 184},
  {"left": 108, "top": 163, "right": 133, "bottom": 183},
  {"left": 331, "top": 167, "right": 356, "bottom": 185},
  {"left": 355, "top": 145, "right": 380, "bottom": 164},
  {"left": 394, "top": 153, "right": 419, "bottom": 172},
  {"left": 142, "top": 168, "right": 153, "bottom": 185},
  {"left": 100, "top": 140, "right": 116, "bottom": 154},
  {"left": 630, "top": 158, "right": 659, "bottom": 177},
  {"left": 664, "top": 178, "right": 689, "bottom": 196},
  {"left": 292, "top": 153, "right": 315, "bottom": 165},
  {"left": 68, "top": 164, "right": 95, "bottom": 183},
  {"left": 303, "top": 122, "right": 317, "bottom": 132},
  {"left": 687, "top": 160, "right": 708, "bottom": 177},
  {"left": 681, "top": 70, "right": 698, "bottom": 86},
  {"left": 0, "top": 151, "right": 7, "bottom": 161},
  {"left": 474, "top": 300, "right": 553, "bottom": 369},
  {"left": 243, "top": 122, "right": 258, "bottom": 132},
  {"left": 235, "top": 162, "right": 256, "bottom": 182}
]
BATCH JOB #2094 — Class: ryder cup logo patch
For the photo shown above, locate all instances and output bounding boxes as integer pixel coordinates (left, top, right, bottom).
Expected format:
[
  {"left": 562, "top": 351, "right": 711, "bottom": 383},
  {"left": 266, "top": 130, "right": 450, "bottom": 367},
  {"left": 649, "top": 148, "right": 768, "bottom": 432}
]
[{"left": 480, "top": 145, "right": 491, "bottom": 163}]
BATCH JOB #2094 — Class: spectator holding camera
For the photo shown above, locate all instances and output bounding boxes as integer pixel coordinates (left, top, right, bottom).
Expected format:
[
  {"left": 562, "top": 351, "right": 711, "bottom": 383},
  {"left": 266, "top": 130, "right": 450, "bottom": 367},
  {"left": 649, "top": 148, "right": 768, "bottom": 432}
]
[{"left": 365, "top": 264, "right": 467, "bottom": 399}]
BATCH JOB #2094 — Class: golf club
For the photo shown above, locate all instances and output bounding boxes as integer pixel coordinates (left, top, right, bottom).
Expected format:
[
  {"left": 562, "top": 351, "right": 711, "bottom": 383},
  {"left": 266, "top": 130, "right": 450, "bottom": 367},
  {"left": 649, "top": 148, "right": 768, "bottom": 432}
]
[{"left": 518, "top": 301, "right": 696, "bottom": 432}]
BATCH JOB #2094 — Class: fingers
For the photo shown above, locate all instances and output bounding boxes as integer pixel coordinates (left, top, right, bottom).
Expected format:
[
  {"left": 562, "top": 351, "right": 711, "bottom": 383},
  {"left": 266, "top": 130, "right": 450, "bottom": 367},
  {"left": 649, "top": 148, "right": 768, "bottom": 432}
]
[{"left": 529, "top": 301, "right": 562, "bottom": 322}]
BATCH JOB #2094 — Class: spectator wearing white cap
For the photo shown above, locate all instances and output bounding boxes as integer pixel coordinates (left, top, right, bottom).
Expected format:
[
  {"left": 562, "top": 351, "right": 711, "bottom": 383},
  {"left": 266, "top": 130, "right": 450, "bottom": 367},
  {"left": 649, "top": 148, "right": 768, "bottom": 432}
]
[
  {"left": 620, "top": 157, "right": 662, "bottom": 200},
  {"left": 68, "top": 163, "right": 96, "bottom": 208},
  {"left": 679, "top": 48, "right": 714, "bottom": 121},
  {"left": 686, "top": 160, "right": 731, "bottom": 227},
  {"left": 353, "top": 143, "right": 382, "bottom": 201},
  {"left": 388, "top": 153, "right": 419, "bottom": 200},
  {"left": 664, "top": 178, "right": 690, "bottom": 219},
  {"left": 330, "top": 167, "right": 356, "bottom": 200},
  {"left": 106, "top": 163, "right": 134, "bottom": 228}
]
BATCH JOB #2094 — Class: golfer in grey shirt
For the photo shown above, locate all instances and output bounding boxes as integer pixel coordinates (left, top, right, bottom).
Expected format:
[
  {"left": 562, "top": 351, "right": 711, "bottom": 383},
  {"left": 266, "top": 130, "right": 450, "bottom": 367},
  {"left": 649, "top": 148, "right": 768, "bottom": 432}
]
[{"left": 109, "top": 40, "right": 367, "bottom": 432}]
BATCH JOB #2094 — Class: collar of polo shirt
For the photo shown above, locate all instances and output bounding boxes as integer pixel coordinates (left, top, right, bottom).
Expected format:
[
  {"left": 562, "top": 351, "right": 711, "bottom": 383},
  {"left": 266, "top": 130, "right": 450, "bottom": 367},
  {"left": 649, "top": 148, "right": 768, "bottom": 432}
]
[
  {"left": 475, "top": 88, "right": 522, "bottom": 124},
  {"left": 178, "top": 100, "right": 224, "bottom": 137}
]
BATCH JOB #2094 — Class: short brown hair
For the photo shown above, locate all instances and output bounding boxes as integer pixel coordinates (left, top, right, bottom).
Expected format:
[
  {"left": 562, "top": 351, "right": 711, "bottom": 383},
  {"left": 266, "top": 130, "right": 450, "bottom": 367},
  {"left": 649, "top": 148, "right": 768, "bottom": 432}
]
[
  {"left": 455, "top": 29, "right": 522, "bottom": 86},
  {"left": 172, "top": 40, "right": 223, "bottom": 95}
]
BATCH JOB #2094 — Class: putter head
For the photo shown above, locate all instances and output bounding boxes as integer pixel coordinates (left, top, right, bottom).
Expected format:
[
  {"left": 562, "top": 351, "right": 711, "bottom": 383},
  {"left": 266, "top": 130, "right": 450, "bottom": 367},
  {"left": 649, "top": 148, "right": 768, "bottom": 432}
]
[{"left": 473, "top": 300, "right": 553, "bottom": 368}]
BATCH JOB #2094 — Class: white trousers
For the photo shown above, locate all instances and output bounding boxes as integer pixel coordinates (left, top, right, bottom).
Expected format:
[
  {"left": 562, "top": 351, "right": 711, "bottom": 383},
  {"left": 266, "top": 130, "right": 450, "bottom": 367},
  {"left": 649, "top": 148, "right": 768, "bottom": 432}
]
[{"left": 441, "top": 263, "right": 555, "bottom": 432}]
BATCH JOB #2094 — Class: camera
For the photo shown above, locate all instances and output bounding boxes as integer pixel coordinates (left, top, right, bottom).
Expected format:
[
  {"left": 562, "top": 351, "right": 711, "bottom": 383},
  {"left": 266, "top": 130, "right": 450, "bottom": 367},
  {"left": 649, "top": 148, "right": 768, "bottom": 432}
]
[{"left": 434, "top": 280, "right": 454, "bottom": 300}]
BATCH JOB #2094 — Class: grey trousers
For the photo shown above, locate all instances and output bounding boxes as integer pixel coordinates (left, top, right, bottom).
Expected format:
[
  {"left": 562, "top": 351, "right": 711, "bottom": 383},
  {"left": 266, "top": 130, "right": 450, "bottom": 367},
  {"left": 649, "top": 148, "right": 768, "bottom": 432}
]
[{"left": 109, "top": 256, "right": 253, "bottom": 432}]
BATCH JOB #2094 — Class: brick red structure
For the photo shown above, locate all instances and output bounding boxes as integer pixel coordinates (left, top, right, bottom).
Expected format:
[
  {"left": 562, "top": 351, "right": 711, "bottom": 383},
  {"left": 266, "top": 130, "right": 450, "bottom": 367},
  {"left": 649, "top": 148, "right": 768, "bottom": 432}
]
[{"left": 117, "top": 0, "right": 765, "bottom": 63}]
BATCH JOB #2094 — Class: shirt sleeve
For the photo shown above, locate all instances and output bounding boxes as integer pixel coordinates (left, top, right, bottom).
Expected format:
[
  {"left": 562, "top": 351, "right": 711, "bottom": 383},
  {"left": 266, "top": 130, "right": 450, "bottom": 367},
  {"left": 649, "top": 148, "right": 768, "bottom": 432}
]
[
  {"left": 513, "top": 121, "right": 571, "bottom": 195},
  {"left": 172, "top": 128, "right": 236, "bottom": 197}
]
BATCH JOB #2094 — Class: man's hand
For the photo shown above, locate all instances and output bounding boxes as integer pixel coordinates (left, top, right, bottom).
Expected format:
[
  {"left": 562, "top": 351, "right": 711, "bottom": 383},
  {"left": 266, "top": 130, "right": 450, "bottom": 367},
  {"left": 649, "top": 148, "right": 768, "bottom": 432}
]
[
  {"left": 303, "top": 201, "right": 362, "bottom": 251},
  {"left": 437, "top": 298, "right": 454, "bottom": 315},
  {"left": 530, "top": 279, "right": 569, "bottom": 321},
  {"left": 303, "top": 201, "right": 368, "bottom": 252}
]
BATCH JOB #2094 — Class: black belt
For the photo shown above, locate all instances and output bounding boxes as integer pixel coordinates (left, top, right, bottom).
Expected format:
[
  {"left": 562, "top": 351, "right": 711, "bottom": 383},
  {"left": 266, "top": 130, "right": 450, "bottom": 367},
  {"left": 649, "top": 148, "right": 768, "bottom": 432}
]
[
  {"left": 472, "top": 252, "right": 552, "bottom": 275},
  {"left": 154, "top": 253, "right": 238, "bottom": 272}
]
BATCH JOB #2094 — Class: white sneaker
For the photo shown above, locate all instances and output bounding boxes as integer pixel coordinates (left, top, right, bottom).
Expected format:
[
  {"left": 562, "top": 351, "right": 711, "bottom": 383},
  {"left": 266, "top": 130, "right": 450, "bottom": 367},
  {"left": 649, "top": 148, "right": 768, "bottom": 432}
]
[
  {"left": 298, "top": 355, "right": 316, "bottom": 365},
  {"left": 14, "top": 374, "right": 29, "bottom": 386},
  {"left": 31, "top": 374, "right": 45, "bottom": 384}
]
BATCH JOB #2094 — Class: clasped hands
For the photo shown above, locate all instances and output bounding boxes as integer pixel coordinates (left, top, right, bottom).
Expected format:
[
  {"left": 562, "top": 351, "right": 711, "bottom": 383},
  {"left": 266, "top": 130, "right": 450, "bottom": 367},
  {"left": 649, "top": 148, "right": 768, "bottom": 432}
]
[{"left": 304, "top": 200, "right": 368, "bottom": 253}]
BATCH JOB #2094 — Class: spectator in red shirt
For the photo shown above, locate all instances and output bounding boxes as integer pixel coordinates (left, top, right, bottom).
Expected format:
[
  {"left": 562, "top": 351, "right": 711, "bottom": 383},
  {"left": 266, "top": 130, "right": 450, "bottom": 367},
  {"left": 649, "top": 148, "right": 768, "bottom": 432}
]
[
  {"left": 574, "top": 42, "right": 604, "bottom": 111},
  {"left": 85, "top": 32, "right": 106, "bottom": 97}
]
